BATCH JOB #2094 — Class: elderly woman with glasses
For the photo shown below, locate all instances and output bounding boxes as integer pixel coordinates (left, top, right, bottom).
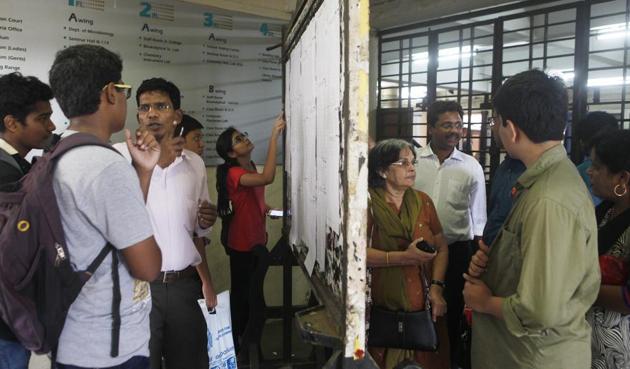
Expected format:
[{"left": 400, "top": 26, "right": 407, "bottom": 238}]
[
  {"left": 367, "top": 139, "right": 450, "bottom": 369},
  {"left": 585, "top": 130, "right": 630, "bottom": 369},
  {"left": 214, "top": 114, "right": 285, "bottom": 353}
]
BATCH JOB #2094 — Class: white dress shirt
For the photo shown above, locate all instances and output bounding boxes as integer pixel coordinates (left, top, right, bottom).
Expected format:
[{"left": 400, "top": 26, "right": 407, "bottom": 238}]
[
  {"left": 414, "top": 144, "right": 487, "bottom": 244},
  {"left": 113, "top": 143, "right": 211, "bottom": 271}
]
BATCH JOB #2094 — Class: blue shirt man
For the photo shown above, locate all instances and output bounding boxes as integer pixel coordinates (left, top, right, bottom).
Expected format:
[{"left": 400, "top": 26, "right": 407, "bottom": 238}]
[{"left": 482, "top": 156, "right": 526, "bottom": 245}]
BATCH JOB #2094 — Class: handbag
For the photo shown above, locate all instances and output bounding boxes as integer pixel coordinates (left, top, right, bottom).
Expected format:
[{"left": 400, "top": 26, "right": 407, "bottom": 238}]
[{"left": 367, "top": 273, "right": 438, "bottom": 351}]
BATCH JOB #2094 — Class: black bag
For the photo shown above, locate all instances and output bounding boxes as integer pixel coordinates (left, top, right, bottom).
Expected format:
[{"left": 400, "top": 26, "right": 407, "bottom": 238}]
[
  {"left": 368, "top": 274, "right": 438, "bottom": 351},
  {"left": 0, "top": 133, "right": 122, "bottom": 357}
]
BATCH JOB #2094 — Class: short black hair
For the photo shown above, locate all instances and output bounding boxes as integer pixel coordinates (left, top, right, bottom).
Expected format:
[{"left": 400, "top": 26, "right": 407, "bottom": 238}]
[
  {"left": 0, "top": 73, "right": 53, "bottom": 132},
  {"left": 427, "top": 100, "right": 464, "bottom": 127},
  {"left": 136, "top": 78, "right": 181, "bottom": 109},
  {"left": 573, "top": 111, "right": 619, "bottom": 152},
  {"left": 177, "top": 114, "right": 204, "bottom": 138},
  {"left": 49, "top": 45, "right": 123, "bottom": 119},
  {"left": 592, "top": 129, "right": 630, "bottom": 174},
  {"left": 368, "top": 139, "right": 416, "bottom": 188},
  {"left": 492, "top": 69, "right": 568, "bottom": 143}
]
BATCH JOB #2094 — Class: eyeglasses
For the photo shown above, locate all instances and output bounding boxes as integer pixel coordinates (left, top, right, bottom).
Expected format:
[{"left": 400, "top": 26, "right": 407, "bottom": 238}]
[
  {"left": 102, "top": 83, "right": 132, "bottom": 100},
  {"left": 232, "top": 132, "right": 249, "bottom": 145},
  {"left": 437, "top": 122, "right": 463, "bottom": 130},
  {"left": 487, "top": 116, "right": 496, "bottom": 127},
  {"left": 138, "top": 102, "right": 172, "bottom": 114},
  {"left": 390, "top": 158, "right": 417, "bottom": 168}
]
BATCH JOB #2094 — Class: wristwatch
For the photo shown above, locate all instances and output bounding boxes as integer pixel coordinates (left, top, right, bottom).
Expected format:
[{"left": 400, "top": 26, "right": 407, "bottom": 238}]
[{"left": 431, "top": 279, "right": 446, "bottom": 288}]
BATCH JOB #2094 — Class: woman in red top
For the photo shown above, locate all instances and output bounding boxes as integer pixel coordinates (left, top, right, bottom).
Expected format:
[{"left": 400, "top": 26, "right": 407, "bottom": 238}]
[{"left": 215, "top": 114, "right": 285, "bottom": 352}]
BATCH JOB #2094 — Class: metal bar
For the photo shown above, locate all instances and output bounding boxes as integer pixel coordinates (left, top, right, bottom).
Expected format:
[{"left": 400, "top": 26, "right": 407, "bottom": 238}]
[
  {"left": 283, "top": 0, "right": 325, "bottom": 59},
  {"left": 427, "top": 32, "right": 439, "bottom": 106},
  {"left": 570, "top": 1, "right": 590, "bottom": 163},
  {"left": 543, "top": 12, "right": 549, "bottom": 70},
  {"left": 378, "top": 0, "right": 595, "bottom": 37},
  {"left": 489, "top": 19, "right": 503, "bottom": 181},
  {"left": 621, "top": 0, "right": 630, "bottom": 133}
]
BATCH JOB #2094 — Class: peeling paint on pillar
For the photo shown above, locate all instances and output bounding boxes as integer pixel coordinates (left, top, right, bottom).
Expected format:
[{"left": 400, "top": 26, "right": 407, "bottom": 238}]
[{"left": 342, "top": 0, "right": 370, "bottom": 361}]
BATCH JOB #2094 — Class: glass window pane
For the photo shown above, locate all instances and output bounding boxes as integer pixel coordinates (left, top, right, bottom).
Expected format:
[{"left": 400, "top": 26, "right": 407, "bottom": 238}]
[
  {"left": 381, "top": 63, "right": 400, "bottom": 76},
  {"left": 532, "top": 43, "right": 544, "bottom": 58},
  {"left": 439, "top": 30, "right": 460, "bottom": 44},
  {"left": 412, "top": 36, "right": 429, "bottom": 47},
  {"left": 591, "top": 0, "right": 625, "bottom": 17},
  {"left": 504, "top": 17, "right": 531, "bottom": 32},
  {"left": 437, "top": 69, "right": 460, "bottom": 84},
  {"left": 503, "top": 45, "right": 530, "bottom": 62},
  {"left": 381, "top": 50, "right": 402, "bottom": 64},
  {"left": 546, "top": 55, "right": 574, "bottom": 71},
  {"left": 547, "top": 39, "right": 575, "bottom": 57},
  {"left": 411, "top": 73, "right": 427, "bottom": 85},
  {"left": 548, "top": 9, "right": 576, "bottom": 24},
  {"left": 589, "top": 50, "right": 625, "bottom": 69},
  {"left": 503, "top": 61, "right": 530, "bottom": 77},
  {"left": 533, "top": 14, "right": 546, "bottom": 27},
  {"left": 411, "top": 47, "right": 429, "bottom": 72},
  {"left": 473, "top": 65, "right": 493, "bottom": 80},
  {"left": 533, "top": 23, "right": 575, "bottom": 42},
  {"left": 474, "top": 24, "right": 494, "bottom": 38},
  {"left": 381, "top": 40, "right": 400, "bottom": 52}
]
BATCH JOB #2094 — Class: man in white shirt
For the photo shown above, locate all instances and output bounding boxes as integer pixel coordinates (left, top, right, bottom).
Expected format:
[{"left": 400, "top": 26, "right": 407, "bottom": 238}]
[
  {"left": 114, "top": 78, "right": 218, "bottom": 369},
  {"left": 414, "top": 100, "right": 486, "bottom": 367}
]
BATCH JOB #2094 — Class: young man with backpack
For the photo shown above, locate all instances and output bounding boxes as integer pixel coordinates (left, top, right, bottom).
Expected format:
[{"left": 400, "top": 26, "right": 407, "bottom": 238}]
[
  {"left": 0, "top": 73, "right": 55, "bottom": 369},
  {"left": 47, "top": 45, "right": 163, "bottom": 368}
]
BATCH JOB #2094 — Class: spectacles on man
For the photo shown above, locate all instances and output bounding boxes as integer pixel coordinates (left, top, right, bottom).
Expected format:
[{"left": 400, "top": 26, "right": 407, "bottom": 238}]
[
  {"left": 232, "top": 132, "right": 249, "bottom": 145},
  {"left": 138, "top": 102, "right": 172, "bottom": 114},
  {"left": 390, "top": 158, "right": 417, "bottom": 168},
  {"left": 437, "top": 122, "right": 463, "bottom": 130},
  {"left": 102, "top": 83, "right": 133, "bottom": 100}
]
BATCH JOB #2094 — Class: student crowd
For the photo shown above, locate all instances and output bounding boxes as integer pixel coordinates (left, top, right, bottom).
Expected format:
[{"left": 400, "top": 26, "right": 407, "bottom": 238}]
[{"left": 0, "top": 44, "right": 629, "bottom": 369}]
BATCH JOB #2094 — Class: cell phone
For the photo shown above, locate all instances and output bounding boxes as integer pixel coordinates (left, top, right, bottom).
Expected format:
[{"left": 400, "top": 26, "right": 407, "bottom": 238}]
[
  {"left": 416, "top": 240, "right": 436, "bottom": 253},
  {"left": 268, "top": 209, "right": 284, "bottom": 217}
]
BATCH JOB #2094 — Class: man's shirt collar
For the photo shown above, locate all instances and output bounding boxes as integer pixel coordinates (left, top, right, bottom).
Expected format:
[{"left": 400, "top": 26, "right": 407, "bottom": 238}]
[
  {"left": 0, "top": 138, "right": 18, "bottom": 156},
  {"left": 515, "top": 144, "right": 567, "bottom": 193},
  {"left": 419, "top": 142, "right": 463, "bottom": 161}
]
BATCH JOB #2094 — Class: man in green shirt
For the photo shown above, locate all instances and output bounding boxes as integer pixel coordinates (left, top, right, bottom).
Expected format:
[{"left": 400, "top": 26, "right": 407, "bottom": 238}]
[{"left": 463, "top": 69, "right": 600, "bottom": 369}]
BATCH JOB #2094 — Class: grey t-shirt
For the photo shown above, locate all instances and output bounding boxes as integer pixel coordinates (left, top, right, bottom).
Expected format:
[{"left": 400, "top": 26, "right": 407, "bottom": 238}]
[{"left": 52, "top": 143, "right": 154, "bottom": 367}]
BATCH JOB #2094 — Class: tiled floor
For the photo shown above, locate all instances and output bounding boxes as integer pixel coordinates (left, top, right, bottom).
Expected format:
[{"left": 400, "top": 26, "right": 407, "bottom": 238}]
[{"left": 28, "top": 318, "right": 316, "bottom": 369}]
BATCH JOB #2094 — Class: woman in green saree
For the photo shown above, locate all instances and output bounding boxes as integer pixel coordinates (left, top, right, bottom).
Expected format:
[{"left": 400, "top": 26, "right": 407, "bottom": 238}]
[{"left": 367, "top": 139, "right": 450, "bottom": 369}]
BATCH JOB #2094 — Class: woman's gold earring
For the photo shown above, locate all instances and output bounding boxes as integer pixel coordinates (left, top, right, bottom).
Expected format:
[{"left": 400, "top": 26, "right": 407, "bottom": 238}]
[{"left": 614, "top": 184, "right": 628, "bottom": 197}]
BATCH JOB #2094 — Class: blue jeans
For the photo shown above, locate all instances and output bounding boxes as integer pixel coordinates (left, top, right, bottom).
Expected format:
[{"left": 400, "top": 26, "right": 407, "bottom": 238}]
[
  {"left": 0, "top": 338, "right": 30, "bottom": 369},
  {"left": 56, "top": 356, "right": 149, "bottom": 369}
]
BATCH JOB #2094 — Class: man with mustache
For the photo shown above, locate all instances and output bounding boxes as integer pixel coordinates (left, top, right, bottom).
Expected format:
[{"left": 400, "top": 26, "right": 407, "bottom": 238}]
[
  {"left": 0, "top": 72, "right": 55, "bottom": 369},
  {"left": 113, "top": 78, "right": 218, "bottom": 369},
  {"left": 413, "top": 100, "right": 487, "bottom": 368}
]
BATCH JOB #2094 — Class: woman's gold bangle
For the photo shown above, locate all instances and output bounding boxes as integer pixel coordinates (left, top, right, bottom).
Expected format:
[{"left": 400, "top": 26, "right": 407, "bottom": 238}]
[{"left": 386, "top": 251, "right": 390, "bottom": 266}]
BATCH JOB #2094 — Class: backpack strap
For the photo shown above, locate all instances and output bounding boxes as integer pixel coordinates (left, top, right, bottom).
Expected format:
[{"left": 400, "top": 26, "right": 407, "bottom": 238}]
[
  {"left": 110, "top": 249, "right": 121, "bottom": 357},
  {"left": 49, "top": 133, "right": 117, "bottom": 162},
  {"left": 83, "top": 243, "right": 121, "bottom": 358},
  {"left": 85, "top": 244, "right": 113, "bottom": 275}
]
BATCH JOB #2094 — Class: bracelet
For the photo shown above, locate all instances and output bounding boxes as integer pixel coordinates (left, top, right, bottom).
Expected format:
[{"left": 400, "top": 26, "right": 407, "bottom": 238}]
[
  {"left": 431, "top": 279, "right": 446, "bottom": 288},
  {"left": 386, "top": 252, "right": 390, "bottom": 266}
]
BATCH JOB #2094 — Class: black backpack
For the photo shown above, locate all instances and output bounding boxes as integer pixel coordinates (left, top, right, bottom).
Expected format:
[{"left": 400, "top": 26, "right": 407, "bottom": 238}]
[{"left": 0, "top": 133, "right": 122, "bottom": 357}]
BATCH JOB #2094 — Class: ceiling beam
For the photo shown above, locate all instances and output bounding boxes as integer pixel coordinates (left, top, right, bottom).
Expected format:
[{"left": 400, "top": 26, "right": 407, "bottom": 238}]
[{"left": 178, "top": 0, "right": 296, "bottom": 21}]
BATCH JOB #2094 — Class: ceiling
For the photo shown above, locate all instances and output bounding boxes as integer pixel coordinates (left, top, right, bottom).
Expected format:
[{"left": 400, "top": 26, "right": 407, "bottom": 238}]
[{"left": 178, "top": 0, "right": 528, "bottom": 28}]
